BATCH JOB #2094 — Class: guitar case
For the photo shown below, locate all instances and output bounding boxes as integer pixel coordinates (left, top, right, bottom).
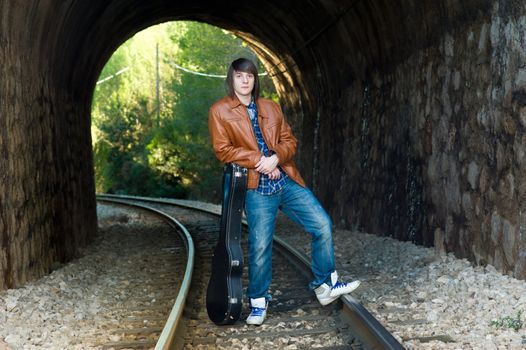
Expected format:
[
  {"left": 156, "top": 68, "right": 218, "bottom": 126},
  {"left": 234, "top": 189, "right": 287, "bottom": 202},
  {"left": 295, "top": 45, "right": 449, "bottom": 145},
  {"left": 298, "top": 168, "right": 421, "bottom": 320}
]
[{"left": 206, "top": 163, "right": 248, "bottom": 325}]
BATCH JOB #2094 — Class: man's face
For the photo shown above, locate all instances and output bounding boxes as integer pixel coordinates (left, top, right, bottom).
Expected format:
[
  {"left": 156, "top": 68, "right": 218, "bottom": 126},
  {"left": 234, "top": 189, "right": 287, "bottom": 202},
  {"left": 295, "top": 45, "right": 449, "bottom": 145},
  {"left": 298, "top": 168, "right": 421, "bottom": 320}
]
[{"left": 233, "top": 70, "right": 255, "bottom": 99}]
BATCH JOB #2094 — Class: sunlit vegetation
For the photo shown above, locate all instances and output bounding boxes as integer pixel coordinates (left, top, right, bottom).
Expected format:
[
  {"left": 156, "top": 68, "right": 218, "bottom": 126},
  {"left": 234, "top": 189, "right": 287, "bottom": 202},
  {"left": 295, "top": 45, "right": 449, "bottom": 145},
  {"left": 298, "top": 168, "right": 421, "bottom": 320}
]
[
  {"left": 92, "top": 21, "right": 276, "bottom": 201},
  {"left": 490, "top": 311, "right": 523, "bottom": 331}
]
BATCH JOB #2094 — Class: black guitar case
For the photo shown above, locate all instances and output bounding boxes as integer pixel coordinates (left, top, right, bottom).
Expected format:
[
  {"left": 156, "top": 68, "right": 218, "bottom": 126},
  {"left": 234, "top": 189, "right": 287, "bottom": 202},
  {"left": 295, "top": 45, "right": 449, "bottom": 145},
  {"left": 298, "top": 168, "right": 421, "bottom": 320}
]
[{"left": 206, "top": 163, "right": 248, "bottom": 325}]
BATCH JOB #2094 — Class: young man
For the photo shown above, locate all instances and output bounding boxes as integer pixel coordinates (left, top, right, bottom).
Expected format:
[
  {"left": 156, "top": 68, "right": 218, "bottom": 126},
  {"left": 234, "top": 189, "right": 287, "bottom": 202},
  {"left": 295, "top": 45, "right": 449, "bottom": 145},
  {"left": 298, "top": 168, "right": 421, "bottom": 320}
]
[{"left": 208, "top": 58, "right": 360, "bottom": 326}]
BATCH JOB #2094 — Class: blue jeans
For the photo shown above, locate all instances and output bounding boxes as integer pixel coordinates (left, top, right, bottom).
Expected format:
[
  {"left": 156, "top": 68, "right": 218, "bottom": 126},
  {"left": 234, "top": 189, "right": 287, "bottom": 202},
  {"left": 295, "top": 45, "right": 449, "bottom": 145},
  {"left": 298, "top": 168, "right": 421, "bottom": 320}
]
[{"left": 245, "top": 178, "right": 335, "bottom": 300}]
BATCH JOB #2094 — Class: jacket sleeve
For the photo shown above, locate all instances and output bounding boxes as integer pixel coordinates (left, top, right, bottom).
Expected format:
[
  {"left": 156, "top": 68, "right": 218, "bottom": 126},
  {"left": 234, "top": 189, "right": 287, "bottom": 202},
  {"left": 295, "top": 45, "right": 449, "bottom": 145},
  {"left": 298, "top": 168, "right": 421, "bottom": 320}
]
[
  {"left": 270, "top": 105, "right": 297, "bottom": 164},
  {"left": 208, "top": 106, "right": 261, "bottom": 168}
]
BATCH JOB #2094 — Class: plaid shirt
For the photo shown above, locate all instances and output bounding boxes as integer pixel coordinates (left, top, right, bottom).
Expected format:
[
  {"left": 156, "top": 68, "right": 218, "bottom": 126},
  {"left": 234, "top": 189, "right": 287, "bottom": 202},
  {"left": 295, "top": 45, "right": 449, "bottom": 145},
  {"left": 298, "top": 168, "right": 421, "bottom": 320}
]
[{"left": 247, "top": 100, "right": 288, "bottom": 195}]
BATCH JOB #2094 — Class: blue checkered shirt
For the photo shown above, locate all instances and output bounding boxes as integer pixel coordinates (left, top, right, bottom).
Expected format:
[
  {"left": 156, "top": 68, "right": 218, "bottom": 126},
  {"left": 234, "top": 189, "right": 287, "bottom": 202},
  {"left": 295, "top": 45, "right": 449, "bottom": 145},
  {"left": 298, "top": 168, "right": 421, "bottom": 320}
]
[{"left": 247, "top": 100, "right": 288, "bottom": 195}]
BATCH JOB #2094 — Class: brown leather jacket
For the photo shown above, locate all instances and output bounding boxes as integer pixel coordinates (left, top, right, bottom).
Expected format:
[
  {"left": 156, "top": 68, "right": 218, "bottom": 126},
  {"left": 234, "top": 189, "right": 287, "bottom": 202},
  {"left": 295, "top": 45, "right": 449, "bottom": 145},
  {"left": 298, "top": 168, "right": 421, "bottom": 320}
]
[{"left": 208, "top": 95, "right": 306, "bottom": 189}]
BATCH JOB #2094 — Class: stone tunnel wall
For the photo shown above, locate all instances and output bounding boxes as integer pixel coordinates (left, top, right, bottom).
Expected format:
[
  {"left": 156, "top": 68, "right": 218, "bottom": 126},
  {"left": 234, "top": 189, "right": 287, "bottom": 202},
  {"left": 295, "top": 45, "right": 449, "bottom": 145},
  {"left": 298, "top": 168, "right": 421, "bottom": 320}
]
[
  {"left": 2, "top": 0, "right": 526, "bottom": 290},
  {"left": 308, "top": 2, "right": 526, "bottom": 278},
  {"left": 0, "top": 2, "right": 98, "bottom": 290}
]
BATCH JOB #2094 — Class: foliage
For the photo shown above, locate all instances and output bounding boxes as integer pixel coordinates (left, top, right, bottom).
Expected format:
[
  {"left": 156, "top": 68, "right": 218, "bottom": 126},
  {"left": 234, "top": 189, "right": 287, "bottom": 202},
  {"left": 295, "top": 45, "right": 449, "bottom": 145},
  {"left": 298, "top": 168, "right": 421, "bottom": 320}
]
[
  {"left": 490, "top": 311, "right": 523, "bottom": 331},
  {"left": 92, "top": 21, "right": 276, "bottom": 201}
]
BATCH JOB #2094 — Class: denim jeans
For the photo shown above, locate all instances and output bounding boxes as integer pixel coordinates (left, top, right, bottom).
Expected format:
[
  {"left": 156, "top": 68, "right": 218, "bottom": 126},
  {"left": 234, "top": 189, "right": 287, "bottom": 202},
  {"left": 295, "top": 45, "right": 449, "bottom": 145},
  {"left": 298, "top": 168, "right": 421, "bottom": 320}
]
[{"left": 245, "top": 178, "right": 335, "bottom": 300}]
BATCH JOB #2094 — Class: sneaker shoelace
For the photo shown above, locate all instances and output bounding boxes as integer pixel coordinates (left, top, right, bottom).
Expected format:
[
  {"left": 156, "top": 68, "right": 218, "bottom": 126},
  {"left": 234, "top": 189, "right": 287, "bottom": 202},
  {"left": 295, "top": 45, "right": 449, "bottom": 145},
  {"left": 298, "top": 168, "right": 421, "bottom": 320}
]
[
  {"left": 250, "top": 307, "right": 266, "bottom": 316},
  {"left": 331, "top": 281, "right": 348, "bottom": 290}
]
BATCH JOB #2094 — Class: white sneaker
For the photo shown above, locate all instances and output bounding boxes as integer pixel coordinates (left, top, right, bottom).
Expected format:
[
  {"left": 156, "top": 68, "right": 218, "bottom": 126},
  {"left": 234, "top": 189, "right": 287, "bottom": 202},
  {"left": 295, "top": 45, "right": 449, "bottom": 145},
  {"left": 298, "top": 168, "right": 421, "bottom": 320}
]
[
  {"left": 246, "top": 297, "right": 267, "bottom": 325},
  {"left": 315, "top": 271, "right": 360, "bottom": 306}
]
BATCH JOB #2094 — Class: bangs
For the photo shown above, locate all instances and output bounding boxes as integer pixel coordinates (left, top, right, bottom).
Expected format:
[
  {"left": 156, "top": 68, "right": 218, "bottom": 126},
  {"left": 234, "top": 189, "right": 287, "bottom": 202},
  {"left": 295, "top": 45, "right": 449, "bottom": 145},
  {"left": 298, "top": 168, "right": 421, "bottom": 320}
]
[{"left": 232, "top": 59, "right": 258, "bottom": 75}]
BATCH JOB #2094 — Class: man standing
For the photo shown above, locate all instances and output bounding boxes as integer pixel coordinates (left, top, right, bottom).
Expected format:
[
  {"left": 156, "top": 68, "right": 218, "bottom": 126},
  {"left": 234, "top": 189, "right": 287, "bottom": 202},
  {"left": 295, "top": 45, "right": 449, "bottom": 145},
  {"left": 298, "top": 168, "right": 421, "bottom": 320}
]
[{"left": 208, "top": 58, "right": 360, "bottom": 326}]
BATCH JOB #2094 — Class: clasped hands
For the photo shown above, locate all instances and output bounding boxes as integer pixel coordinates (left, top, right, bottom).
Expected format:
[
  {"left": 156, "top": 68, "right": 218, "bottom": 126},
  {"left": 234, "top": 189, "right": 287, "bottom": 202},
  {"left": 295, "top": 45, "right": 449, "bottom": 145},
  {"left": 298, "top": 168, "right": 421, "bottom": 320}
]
[{"left": 255, "top": 154, "right": 281, "bottom": 179}]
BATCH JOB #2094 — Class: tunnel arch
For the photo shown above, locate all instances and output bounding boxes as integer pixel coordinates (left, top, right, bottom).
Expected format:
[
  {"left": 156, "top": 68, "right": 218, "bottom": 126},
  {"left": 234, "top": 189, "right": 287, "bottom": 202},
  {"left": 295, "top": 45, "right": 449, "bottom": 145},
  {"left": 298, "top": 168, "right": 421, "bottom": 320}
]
[{"left": 2, "top": 0, "right": 526, "bottom": 289}]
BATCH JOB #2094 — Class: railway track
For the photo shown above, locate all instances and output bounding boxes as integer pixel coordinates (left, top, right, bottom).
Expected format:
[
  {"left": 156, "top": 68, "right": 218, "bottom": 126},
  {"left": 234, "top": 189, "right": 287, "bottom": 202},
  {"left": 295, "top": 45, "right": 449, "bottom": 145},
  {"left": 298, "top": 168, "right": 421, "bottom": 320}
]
[
  {"left": 95, "top": 198, "right": 194, "bottom": 350},
  {"left": 96, "top": 194, "right": 403, "bottom": 349}
]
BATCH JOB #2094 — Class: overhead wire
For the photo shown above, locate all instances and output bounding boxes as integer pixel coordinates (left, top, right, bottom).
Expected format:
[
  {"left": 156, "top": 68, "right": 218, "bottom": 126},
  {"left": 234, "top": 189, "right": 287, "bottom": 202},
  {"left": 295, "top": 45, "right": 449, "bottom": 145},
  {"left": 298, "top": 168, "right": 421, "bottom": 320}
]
[
  {"left": 97, "top": 60, "right": 268, "bottom": 85},
  {"left": 96, "top": 67, "right": 130, "bottom": 85},
  {"left": 167, "top": 60, "right": 268, "bottom": 78}
]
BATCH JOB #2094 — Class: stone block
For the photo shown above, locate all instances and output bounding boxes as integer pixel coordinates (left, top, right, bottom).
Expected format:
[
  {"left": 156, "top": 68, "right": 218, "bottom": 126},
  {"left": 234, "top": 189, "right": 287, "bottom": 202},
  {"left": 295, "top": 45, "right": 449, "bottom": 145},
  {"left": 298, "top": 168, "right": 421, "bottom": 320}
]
[{"left": 467, "top": 161, "right": 479, "bottom": 190}]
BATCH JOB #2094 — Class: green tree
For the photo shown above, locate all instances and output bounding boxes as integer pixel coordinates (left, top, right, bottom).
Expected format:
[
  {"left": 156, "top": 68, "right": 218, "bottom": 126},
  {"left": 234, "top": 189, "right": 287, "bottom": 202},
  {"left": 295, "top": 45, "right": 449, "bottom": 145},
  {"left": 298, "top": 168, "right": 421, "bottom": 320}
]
[{"left": 92, "top": 23, "right": 184, "bottom": 197}]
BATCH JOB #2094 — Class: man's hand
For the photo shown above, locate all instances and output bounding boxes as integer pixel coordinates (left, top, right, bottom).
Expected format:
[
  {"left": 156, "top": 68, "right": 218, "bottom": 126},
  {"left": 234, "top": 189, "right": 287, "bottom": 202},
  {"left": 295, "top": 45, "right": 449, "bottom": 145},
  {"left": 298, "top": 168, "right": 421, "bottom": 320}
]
[
  {"left": 255, "top": 154, "right": 279, "bottom": 174},
  {"left": 267, "top": 168, "right": 281, "bottom": 180}
]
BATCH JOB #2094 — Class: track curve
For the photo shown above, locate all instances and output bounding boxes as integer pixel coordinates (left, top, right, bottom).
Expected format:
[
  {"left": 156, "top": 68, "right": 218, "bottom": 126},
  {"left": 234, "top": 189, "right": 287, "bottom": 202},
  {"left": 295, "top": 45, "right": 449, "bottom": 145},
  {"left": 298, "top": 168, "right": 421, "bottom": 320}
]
[{"left": 96, "top": 194, "right": 403, "bottom": 350}]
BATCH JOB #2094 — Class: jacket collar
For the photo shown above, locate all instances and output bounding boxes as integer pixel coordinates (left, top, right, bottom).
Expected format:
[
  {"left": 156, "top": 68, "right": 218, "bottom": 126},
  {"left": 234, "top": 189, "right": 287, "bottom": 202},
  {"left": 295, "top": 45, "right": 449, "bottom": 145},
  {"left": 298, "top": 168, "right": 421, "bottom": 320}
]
[
  {"left": 226, "top": 95, "right": 267, "bottom": 118},
  {"left": 226, "top": 95, "right": 243, "bottom": 109}
]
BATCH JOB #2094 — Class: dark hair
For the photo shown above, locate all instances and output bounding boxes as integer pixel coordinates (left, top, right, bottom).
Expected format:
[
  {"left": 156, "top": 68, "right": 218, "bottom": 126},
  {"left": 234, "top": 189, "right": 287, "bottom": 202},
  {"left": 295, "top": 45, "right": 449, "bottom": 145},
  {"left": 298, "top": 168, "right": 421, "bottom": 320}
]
[{"left": 226, "top": 58, "right": 260, "bottom": 99}]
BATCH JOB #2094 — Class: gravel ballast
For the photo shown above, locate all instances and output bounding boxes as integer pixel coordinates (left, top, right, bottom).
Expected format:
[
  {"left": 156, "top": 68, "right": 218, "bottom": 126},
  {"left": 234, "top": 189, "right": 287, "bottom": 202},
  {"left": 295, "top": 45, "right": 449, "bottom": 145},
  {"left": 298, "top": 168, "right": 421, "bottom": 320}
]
[{"left": 0, "top": 201, "right": 525, "bottom": 349}]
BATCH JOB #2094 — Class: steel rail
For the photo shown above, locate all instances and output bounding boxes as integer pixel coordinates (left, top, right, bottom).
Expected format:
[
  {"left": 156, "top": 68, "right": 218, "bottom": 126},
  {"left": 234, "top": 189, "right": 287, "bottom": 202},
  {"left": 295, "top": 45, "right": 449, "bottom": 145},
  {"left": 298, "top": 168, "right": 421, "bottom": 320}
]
[
  {"left": 96, "top": 193, "right": 404, "bottom": 350},
  {"left": 272, "top": 229, "right": 404, "bottom": 349},
  {"left": 96, "top": 197, "right": 195, "bottom": 350}
]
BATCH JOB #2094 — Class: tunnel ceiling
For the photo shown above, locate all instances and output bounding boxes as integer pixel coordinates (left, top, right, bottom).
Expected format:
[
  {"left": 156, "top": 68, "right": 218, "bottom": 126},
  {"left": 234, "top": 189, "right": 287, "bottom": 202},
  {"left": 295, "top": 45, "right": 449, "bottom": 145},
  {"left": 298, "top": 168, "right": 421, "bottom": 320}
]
[{"left": 40, "top": 0, "right": 493, "bottom": 106}]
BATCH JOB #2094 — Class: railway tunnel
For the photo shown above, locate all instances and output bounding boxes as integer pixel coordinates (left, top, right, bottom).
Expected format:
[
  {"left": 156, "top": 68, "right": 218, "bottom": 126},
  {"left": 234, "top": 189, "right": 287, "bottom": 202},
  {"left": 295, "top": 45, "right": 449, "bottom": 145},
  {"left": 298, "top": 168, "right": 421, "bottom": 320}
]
[{"left": 1, "top": 0, "right": 526, "bottom": 290}]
